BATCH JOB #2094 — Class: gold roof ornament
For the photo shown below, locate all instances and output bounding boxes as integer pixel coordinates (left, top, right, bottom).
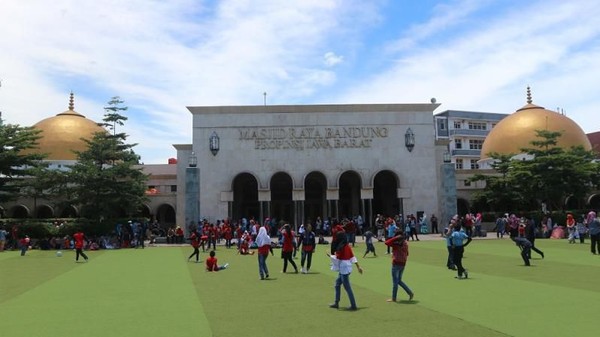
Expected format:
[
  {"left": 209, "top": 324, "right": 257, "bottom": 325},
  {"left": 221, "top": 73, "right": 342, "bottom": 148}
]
[
  {"left": 24, "top": 93, "right": 106, "bottom": 161},
  {"left": 480, "top": 87, "right": 592, "bottom": 160}
]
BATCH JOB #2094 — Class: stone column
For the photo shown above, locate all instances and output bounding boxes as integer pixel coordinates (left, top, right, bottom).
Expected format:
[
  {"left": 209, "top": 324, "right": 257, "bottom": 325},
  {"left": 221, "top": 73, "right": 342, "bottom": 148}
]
[
  {"left": 440, "top": 162, "right": 457, "bottom": 228},
  {"left": 185, "top": 167, "right": 200, "bottom": 237}
]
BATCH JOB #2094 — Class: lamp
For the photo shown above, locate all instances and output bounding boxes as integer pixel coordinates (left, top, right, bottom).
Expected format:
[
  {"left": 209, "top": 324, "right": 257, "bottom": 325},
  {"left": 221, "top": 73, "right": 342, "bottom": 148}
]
[
  {"left": 209, "top": 131, "right": 220, "bottom": 156},
  {"left": 405, "top": 128, "right": 415, "bottom": 152},
  {"left": 443, "top": 151, "right": 451, "bottom": 163},
  {"left": 188, "top": 151, "right": 197, "bottom": 167}
]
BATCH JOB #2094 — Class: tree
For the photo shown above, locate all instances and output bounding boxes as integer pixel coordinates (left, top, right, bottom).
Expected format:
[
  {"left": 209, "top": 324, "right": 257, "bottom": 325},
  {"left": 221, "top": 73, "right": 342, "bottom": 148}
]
[
  {"left": 472, "top": 130, "right": 599, "bottom": 212},
  {"left": 0, "top": 120, "right": 46, "bottom": 203},
  {"left": 67, "top": 97, "right": 148, "bottom": 222},
  {"left": 470, "top": 153, "right": 525, "bottom": 212}
]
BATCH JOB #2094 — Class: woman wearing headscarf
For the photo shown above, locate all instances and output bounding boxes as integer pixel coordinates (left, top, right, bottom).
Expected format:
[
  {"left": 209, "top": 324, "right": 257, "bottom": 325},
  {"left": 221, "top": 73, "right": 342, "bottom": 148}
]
[
  {"left": 256, "top": 226, "right": 274, "bottom": 280},
  {"left": 327, "top": 231, "right": 363, "bottom": 310},
  {"left": 587, "top": 211, "right": 600, "bottom": 254}
]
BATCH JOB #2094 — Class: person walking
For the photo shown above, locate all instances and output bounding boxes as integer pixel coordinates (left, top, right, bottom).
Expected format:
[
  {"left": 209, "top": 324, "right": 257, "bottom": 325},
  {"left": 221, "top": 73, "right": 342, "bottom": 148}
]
[
  {"left": 386, "top": 220, "right": 398, "bottom": 254},
  {"left": 281, "top": 224, "right": 298, "bottom": 273},
  {"left": 297, "top": 224, "right": 316, "bottom": 274},
  {"left": 430, "top": 214, "right": 439, "bottom": 235},
  {"left": 19, "top": 235, "right": 30, "bottom": 256},
  {"left": 385, "top": 230, "right": 414, "bottom": 302},
  {"left": 525, "top": 220, "right": 544, "bottom": 259},
  {"left": 363, "top": 230, "right": 377, "bottom": 258},
  {"left": 188, "top": 230, "right": 201, "bottom": 263},
  {"left": 327, "top": 232, "right": 363, "bottom": 310},
  {"left": 588, "top": 211, "right": 600, "bottom": 255},
  {"left": 0, "top": 226, "right": 7, "bottom": 252},
  {"left": 256, "top": 226, "right": 274, "bottom": 280},
  {"left": 73, "top": 231, "right": 89, "bottom": 262},
  {"left": 445, "top": 223, "right": 456, "bottom": 270},
  {"left": 450, "top": 225, "right": 471, "bottom": 279}
]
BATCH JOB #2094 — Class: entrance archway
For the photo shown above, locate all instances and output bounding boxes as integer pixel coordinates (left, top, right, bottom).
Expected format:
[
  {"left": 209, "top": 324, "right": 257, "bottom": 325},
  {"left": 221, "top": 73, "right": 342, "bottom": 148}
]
[
  {"left": 232, "top": 173, "right": 259, "bottom": 221},
  {"left": 60, "top": 205, "right": 78, "bottom": 218},
  {"left": 589, "top": 194, "right": 600, "bottom": 210},
  {"left": 156, "top": 204, "right": 176, "bottom": 227},
  {"left": 373, "top": 170, "right": 400, "bottom": 216},
  {"left": 304, "top": 171, "right": 327, "bottom": 224},
  {"left": 339, "top": 171, "right": 361, "bottom": 219},
  {"left": 36, "top": 205, "right": 54, "bottom": 218},
  {"left": 10, "top": 205, "right": 30, "bottom": 218},
  {"left": 270, "top": 172, "right": 293, "bottom": 223}
]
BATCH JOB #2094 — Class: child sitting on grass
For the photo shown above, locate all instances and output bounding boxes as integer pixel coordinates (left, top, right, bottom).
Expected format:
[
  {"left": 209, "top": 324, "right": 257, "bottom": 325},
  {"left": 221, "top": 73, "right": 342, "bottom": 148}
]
[{"left": 206, "top": 250, "right": 229, "bottom": 272}]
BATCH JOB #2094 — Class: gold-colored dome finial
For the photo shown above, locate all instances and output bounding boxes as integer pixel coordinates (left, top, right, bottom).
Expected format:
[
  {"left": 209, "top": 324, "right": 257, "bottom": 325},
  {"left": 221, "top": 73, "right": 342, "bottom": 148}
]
[
  {"left": 526, "top": 86, "right": 532, "bottom": 104},
  {"left": 69, "top": 92, "right": 75, "bottom": 110}
]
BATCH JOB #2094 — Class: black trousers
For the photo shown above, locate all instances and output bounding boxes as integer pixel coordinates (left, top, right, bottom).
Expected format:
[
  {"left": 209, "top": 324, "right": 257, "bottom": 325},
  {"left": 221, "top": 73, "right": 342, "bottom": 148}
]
[
  {"left": 301, "top": 250, "right": 313, "bottom": 270},
  {"left": 282, "top": 251, "right": 297, "bottom": 272},
  {"left": 447, "top": 246, "right": 455, "bottom": 269},
  {"left": 520, "top": 246, "right": 531, "bottom": 266},
  {"left": 452, "top": 246, "right": 465, "bottom": 276},
  {"left": 591, "top": 233, "right": 600, "bottom": 254},
  {"left": 76, "top": 248, "right": 88, "bottom": 261},
  {"left": 189, "top": 247, "right": 200, "bottom": 261}
]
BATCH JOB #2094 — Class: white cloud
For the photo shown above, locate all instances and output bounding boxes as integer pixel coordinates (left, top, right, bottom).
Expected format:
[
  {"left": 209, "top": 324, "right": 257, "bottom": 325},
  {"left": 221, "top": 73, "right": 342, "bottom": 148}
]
[
  {"left": 324, "top": 52, "right": 344, "bottom": 67},
  {"left": 0, "top": 0, "right": 598, "bottom": 164}
]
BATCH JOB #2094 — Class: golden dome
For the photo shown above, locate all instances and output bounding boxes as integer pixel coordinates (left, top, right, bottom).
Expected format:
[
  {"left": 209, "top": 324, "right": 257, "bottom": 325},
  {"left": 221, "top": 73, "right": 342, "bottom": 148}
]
[
  {"left": 481, "top": 89, "right": 592, "bottom": 160},
  {"left": 26, "top": 93, "right": 106, "bottom": 161}
]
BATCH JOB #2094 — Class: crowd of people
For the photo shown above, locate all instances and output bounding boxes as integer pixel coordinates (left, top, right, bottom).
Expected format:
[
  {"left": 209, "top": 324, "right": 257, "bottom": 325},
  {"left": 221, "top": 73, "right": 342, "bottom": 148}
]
[{"left": 3, "top": 209, "right": 600, "bottom": 310}]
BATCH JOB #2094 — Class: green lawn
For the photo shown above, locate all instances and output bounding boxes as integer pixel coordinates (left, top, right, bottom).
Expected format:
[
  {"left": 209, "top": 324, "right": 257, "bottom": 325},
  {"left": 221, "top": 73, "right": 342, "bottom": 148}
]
[{"left": 1, "top": 238, "right": 598, "bottom": 337}]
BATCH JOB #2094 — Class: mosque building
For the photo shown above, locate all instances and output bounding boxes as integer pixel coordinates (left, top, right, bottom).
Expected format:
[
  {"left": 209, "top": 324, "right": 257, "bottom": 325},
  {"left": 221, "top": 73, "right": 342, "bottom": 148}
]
[{"left": 3, "top": 88, "right": 599, "bottom": 228}]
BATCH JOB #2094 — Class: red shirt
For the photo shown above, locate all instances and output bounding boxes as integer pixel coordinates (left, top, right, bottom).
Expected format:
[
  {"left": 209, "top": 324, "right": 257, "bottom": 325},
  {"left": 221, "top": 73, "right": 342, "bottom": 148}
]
[
  {"left": 385, "top": 237, "right": 408, "bottom": 266},
  {"left": 335, "top": 244, "right": 355, "bottom": 260},
  {"left": 73, "top": 232, "right": 85, "bottom": 249},
  {"left": 206, "top": 256, "right": 219, "bottom": 271},
  {"left": 190, "top": 232, "right": 200, "bottom": 248},
  {"left": 282, "top": 231, "right": 295, "bottom": 252}
]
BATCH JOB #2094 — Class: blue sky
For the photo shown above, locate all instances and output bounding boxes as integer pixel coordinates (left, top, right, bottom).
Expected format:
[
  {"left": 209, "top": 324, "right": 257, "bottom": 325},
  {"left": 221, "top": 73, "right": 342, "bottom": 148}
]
[{"left": 0, "top": 0, "right": 599, "bottom": 164}]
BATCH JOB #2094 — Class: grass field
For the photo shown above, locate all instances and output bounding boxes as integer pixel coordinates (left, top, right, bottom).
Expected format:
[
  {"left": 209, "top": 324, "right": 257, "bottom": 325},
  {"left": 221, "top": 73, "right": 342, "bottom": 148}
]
[{"left": 1, "top": 237, "right": 598, "bottom": 337}]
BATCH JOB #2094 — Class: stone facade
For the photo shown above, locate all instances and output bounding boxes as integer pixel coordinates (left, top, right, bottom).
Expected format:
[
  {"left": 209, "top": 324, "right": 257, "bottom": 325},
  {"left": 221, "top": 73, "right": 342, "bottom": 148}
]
[{"left": 176, "top": 103, "right": 451, "bottom": 230}]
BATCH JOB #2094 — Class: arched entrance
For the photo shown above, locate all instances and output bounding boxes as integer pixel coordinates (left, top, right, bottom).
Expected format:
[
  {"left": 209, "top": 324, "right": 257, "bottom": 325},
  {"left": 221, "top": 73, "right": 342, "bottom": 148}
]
[
  {"left": 565, "top": 195, "right": 582, "bottom": 210},
  {"left": 136, "top": 204, "right": 152, "bottom": 219},
  {"left": 304, "top": 171, "right": 327, "bottom": 224},
  {"left": 36, "top": 205, "right": 54, "bottom": 218},
  {"left": 232, "top": 173, "right": 259, "bottom": 221},
  {"left": 156, "top": 204, "right": 176, "bottom": 227},
  {"left": 373, "top": 170, "right": 400, "bottom": 216},
  {"left": 60, "top": 205, "right": 78, "bottom": 218},
  {"left": 589, "top": 194, "right": 600, "bottom": 210},
  {"left": 339, "top": 171, "right": 361, "bottom": 219},
  {"left": 10, "top": 205, "right": 30, "bottom": 218},
  {"left": 271, "top": 172, "right": 293, "bottom": 223}
]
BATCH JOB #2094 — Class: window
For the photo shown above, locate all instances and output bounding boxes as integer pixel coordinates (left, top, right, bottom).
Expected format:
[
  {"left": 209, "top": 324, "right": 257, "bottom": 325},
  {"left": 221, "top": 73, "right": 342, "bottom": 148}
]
[
  {"left": 491, "top": 123, "right": 497, "bottom": 129},
  {"left": 453, "top": 121, "right": 462, "bottom": 129},
  {"left": 439, "top": 119, "right": 446, "bottom": 130},
  {"left": 171, "top": 185, "right": 177, "bottom": 192},
  {"left": 468, "top": 122, "right": 487, "bottom": 130},
  {"left": 455, "top": 139, "right": 462, "bottom": 149},
  {"left": 455, "top": 159, "right": 463, "bottom": 170},
  {"left": 470, "top": 159, "right": 479, "bottom": 170},
  {"left": 469, "top": 139, "right": 484, "bottom": 150},
  {"left": 464, "top": 180, "right": 471, "bottom": 187}
]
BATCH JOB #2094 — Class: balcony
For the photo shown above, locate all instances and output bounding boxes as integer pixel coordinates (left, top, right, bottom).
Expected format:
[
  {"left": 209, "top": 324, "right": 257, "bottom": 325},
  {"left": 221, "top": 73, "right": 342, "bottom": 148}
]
[
  {"left": 449, "top": 129, "right": 488, "bottom": 137},
  {"left": 451, "top": 149, "right": 481, "bottom": 156}
]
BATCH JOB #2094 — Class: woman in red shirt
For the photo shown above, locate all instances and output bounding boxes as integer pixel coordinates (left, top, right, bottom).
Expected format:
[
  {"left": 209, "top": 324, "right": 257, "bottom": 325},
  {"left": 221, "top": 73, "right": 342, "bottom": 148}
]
[
  {"left": 256, "top": 226, "right": 274, "bottom": 280},
  {"left": 73, "top": 231, "right": 88, "bottom": 262},
  {"left": 384, "top": 230, "right": 413, "bottom": 302},
  {"left": 327, "top": 232, "right": 363, "bottom": 310},
  {"left": 281, "top": 224, "right": 298, "bottom": 273},
  {"left": 188, "top": 230, "right": 201, "bottom": 263}
]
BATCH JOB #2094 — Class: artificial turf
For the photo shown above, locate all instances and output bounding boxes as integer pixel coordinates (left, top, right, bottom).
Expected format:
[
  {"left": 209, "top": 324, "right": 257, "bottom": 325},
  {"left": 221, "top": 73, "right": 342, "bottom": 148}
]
[{"left": 1, "top": 238, "right": 598, "bottom": 337}]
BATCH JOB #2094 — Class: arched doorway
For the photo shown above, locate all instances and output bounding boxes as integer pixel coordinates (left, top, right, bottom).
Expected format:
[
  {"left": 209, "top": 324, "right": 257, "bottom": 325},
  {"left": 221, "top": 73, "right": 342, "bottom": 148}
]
[
  {"left": 589, "top": 194, "right": 600, "bottom": 210},
  {"left": 60, "top": 205, "right": 78, "bottom": 218},
  {"left": 565, "top": 195, "right": 582, "bottom": 210},
  {"left": 232, "top": 173, "right": 259, "bottom": 221},
  {"left": 271, "top": 172, "right": 293, "bottom": 223},
  {"left": 304, "top": 171, "right": 327, "bottom": 224},
  {"left": 136, "top": 204, "right": 152, "bottom": 219},
  {"left": 156, "top": 204, "right": 176, "bottom": 227},
  {"left": 10, "top": 205, "right": 30, "bottom": 218},
  {"left": 36, "top": 205, "right": 54, "bottom": 218},
  {"left": 339, "top": 171, "right": 361, "bottom": 219},
  {"left": 457, "top": 198, "right": 470, "bottom": 216},
  {"left": 373, "top": 170, "right": 400, "bottom": 217}
]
